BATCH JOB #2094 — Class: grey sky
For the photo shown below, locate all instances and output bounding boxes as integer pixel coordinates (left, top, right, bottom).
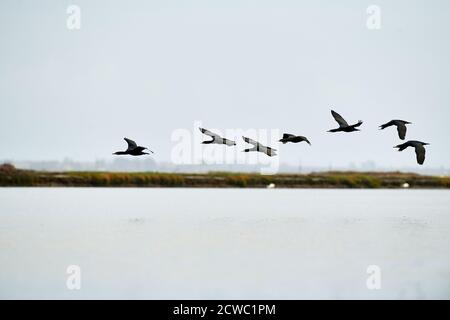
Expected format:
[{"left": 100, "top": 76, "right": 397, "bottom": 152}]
[{"left": 1, "top": 0, "right": 449, "bottom": 169}]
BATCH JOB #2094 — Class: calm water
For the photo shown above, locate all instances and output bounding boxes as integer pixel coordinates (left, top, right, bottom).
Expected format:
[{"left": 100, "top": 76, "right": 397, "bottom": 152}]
[{"left": 0, "top": 188, "right": 449, "bottom": 299}]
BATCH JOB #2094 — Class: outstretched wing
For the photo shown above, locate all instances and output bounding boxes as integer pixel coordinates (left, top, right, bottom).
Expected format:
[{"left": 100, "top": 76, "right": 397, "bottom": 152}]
[
  {"left": 331, "top": 110, "right": 349, "bottom": 127},
  {"left": 415, "top": 145, "right": 425, "bottom": 165},
  {"left": 199, "top": 127, "right": 220, "bottom": 138},
  {"left": 124, "top": 138, "right": 138, "bottom": 151},
  {"left": 397, "top": 123, "right": 407, "bottom": 140},
  {"left": 242, "top": 136, "right": 260, "bottom": 147}
]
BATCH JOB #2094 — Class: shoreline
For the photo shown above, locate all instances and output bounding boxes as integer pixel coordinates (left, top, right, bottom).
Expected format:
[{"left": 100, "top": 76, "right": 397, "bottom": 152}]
[{"left": 1, "top": 166, "right": 449, "bottom": 189}]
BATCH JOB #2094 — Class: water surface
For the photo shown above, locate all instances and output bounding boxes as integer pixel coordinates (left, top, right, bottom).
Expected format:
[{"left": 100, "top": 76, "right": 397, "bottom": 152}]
[{"left": 0, "top": 188, "right": 449, "bottom": 299}]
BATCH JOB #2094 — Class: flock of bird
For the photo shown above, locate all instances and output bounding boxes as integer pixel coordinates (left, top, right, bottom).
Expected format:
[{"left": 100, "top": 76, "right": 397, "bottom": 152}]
[{"left": 113, "top": 109, "right": 430, "bottom": 165}]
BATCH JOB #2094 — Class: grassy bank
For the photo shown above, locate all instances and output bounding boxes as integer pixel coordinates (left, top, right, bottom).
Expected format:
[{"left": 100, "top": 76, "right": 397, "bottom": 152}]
[{"left": 1, "top": 164, "right": 449, "bottom": 188}]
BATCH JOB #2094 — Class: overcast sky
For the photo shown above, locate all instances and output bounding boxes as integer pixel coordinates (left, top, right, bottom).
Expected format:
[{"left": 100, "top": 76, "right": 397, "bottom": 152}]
[{"left": 1, "top": 0, "right": 449, "bottom": 169}]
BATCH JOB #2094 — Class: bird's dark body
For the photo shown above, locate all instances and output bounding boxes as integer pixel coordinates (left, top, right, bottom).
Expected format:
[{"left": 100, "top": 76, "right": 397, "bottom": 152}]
[
  {"left": 114, "top": 149, "right": 149, "bottom": 156},
  {"left": 379, "top": 119, "right": 411, "bottom": 140},
  {"left": 129, "top": 148, "right": 150, "bottom": 156},
  {"left": 279, "top": 134, "right": 311, "bottom": 145},
  {"left": 113, "top": 138, "right": 153, "bottom": 156},
  {"left": 394, "top": 140, "right": 429, "bottom": 165},
  {"left": 380, "top": 120, "right": 410, "bottom": 129},
  {"left": 328, "top": 124, "right": 362, "bottom": 133},
  {"left": 290, "top": 136, "right": 304, "bottom": 143},
  {"left": 328, "top": 110, "right": 363, "bottom": 133}
]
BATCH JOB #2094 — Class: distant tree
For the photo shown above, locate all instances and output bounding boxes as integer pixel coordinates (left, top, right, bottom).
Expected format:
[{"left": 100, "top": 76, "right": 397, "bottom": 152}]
[{"left": 0, "top": 163, "right": 16, "bottom": 173}]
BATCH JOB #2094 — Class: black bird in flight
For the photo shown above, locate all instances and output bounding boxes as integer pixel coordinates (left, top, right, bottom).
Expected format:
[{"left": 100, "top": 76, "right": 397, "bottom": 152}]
[
  {"left": 327, "top": 110, "right": 363, "bottom": 133},
  {"left": 379, "top": 120, "right": 411, "bottom": 140},
  {"left": 242, "top": 136, "right": 277, "bottom": 157},
  {"left": 394, "top": 140, "right": 429, "bottom": 165},
  {"left": 113, "top": 138, "right": 154, "bottom": 156},
  {"left": 199, "top": 128, "right": 236, "bottom": 146},
  {"left": 279, "top": 134, "right": 311, "bottom": 145}
]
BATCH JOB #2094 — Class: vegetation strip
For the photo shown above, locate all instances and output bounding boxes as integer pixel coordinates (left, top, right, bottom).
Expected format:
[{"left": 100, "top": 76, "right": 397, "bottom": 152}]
[{"left": 1, "top": 164, "right": 449, "bottom": 188}]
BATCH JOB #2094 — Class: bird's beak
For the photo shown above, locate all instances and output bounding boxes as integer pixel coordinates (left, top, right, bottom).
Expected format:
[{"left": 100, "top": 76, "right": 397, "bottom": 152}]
[{"left": 424, "top": 143, "right": 430, "bottom": 145}]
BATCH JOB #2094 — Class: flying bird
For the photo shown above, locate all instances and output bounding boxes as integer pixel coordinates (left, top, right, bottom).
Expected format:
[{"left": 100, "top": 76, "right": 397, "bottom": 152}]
[
  {"left": 279, "top": 134, "right": 311, "bottom": 145},
  {"left": 242, "top": 136, "right": 277, "bottom": 157},
  {"left": 113, "top": 138, "right": 154, "bottom": 156},
  {"left": 394, "top": 140, "right": 429, "bottom": 165},
  {"left": 379, "top": 120, "right": 411, "bottom": 140},
  {"left": 199, "top": 128, "right": 236, "bottom": 146},
  {"left": 327, "top": 110, "right": 363, "bottom": 133}
]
